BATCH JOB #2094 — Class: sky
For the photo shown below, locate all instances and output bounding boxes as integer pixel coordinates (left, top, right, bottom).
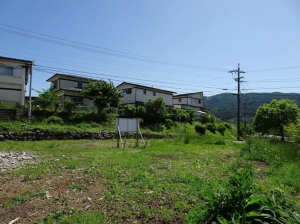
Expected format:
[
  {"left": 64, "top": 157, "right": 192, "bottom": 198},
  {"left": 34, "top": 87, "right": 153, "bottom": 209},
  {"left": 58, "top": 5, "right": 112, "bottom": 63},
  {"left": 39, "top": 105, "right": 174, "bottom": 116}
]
[{"left": 0, "top": 0, "right": 299, "bottom": 97}]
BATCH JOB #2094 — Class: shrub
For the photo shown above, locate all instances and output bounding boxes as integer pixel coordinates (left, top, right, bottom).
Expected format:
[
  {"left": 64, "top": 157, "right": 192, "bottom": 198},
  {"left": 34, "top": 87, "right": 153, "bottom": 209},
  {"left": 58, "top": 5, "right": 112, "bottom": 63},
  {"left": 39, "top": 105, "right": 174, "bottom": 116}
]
[
  {"left": 216, "top": 123, "right": 226, "bottom": 135},
  {"left": 200, "top": 113, "right": 215, "bottom": 124},
  {"left": 43, "top": 116, "right": 64, "bottom": 125},
  {"left": 183, "top": 135, "right": 190, "bottom": 144},
  {"left": 119, "top": 104, "right": 136, "bottom": 118},
  {"left": 195, "top": 124, "right": 206, "bottom": 135},
  {"left": 215, "top": 139, "right": 225, "bottom": 145},
  {"left": 136, "top": 106, "right": 146, "bottom": 119},
  {"left": 64, "top": 100, "right": 76, "bottom": 113},
  {"left": 206, "top": 123, "right": 216, "bottom": 134},
  {"left": 165, "top": 119, "right": 174, "bottom": 129},
  {"left": 224, "top": 122, "right": 232, "bottom": 129}
]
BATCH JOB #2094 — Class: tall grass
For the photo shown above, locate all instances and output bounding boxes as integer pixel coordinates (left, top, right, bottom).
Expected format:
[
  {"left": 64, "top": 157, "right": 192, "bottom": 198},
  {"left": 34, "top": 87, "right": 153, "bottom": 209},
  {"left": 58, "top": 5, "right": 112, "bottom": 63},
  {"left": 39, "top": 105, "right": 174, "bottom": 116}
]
[{"left": 242, "top": 137, "right": 300, "bottom": 193}]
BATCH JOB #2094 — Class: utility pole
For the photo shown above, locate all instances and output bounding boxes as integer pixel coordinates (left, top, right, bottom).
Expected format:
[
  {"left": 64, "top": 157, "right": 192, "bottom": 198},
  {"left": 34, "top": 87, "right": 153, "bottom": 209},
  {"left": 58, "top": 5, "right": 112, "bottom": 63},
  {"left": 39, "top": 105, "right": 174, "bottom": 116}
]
[
  {"left": 244, "top": 99, "right": 247, "bottom": 138},
  {"left": 228, "top": 63, "right": 245, "bottom": 141}
]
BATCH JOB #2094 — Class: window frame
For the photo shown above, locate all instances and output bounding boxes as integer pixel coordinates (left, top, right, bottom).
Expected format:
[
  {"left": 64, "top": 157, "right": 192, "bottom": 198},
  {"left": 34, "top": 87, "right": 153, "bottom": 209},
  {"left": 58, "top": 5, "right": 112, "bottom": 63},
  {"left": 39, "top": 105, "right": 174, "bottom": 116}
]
[
  {"left": 71, "top": 97, "right": 83, "bottom": 104},
  {"left": 77, "top": 82, "right": 83, "bottom": 89},
  {"left": 143, "top": 89, "right": 146, "bottom": 95},
  {"left": 0, "top": 66, "right": 14, "bottom": 76},
  {"left": 122, "top": 88, "right": 132, "bottom": 95}
]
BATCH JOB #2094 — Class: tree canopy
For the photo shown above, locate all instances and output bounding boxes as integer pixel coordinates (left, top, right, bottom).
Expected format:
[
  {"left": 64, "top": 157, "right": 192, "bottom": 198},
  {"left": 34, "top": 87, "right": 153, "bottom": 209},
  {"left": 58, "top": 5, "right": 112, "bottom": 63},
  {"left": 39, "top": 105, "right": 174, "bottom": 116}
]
[
  {"left": 81, "top": 80, "right": 123, "bottom": 114},
  {"left": 34, "top": 87, "right": 60, "bottom": 111},
  {"left": 253, "top": 99, "right": 299, "bottom": 141}
]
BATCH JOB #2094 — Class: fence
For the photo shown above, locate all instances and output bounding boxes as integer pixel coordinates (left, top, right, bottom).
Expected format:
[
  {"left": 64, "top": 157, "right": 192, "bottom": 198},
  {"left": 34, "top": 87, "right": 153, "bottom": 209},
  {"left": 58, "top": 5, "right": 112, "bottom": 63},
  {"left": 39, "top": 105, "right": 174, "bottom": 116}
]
[{"left": 0, "top": 100, "right": 21, "bottom": 109}]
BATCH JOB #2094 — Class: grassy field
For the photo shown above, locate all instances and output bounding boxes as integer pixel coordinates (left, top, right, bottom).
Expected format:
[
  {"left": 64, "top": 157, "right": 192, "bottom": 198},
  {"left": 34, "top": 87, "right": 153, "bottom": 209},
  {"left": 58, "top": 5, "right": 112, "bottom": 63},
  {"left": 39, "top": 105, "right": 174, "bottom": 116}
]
[{"left": 0, "top": 129, "right": 299, "bottom": 223}]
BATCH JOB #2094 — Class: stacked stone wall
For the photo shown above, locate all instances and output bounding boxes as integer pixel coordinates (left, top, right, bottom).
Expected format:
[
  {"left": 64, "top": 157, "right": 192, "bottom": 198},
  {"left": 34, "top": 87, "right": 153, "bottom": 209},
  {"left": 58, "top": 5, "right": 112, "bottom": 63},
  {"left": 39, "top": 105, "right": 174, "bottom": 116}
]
[
  {"left": 0, "top": 131, "right": 173, "bottom": 141},
  {"left": 0, "top": 109, "right": 27, "bottom": 121}
]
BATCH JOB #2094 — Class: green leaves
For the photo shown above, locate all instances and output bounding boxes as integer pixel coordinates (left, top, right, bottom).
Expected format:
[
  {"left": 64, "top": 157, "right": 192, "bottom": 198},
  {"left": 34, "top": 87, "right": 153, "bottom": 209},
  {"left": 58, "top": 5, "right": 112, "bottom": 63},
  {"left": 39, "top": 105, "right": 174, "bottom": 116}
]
[
  {"left": 253, "top": 99, "right": 299, "bottom": 141},
  {"left": 81, "top": 80, "right": 123, "bottom": 114},
  {"left": 34, "top": 87, "right": 60, "bottom": 111}
]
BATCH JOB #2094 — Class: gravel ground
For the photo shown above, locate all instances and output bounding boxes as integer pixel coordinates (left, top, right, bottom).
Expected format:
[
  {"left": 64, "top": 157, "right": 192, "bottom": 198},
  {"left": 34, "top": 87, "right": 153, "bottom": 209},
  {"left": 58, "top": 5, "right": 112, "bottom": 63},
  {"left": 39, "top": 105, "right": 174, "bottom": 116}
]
[{"left": 0, "top": 151, "right": 36, "bottom": 172}]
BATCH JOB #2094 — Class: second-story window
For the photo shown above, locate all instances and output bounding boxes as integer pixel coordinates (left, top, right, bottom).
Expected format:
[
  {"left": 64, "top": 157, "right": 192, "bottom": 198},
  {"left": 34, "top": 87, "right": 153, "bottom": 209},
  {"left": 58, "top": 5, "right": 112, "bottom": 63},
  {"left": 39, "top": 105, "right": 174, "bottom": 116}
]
[
  {"left": 122, "top": 88, "right": 132, "bottom": 94},
  {"left": 0, "top": 66, "right": 13, "bottom": 76},
  {"left": 143, "top": 89, "right": 146, "bottom": 95},
  {"left": 53, "top": 80, "right": 58, "bottom": 89},
  {"left": 153, "top": 91, "right": 156, "bottom": 96},
  {"left": 77, "top": 82, "right": 83, "bottom": 89},
  {"left": 179, "top": 98, "right": 181, "bottom": 102}
]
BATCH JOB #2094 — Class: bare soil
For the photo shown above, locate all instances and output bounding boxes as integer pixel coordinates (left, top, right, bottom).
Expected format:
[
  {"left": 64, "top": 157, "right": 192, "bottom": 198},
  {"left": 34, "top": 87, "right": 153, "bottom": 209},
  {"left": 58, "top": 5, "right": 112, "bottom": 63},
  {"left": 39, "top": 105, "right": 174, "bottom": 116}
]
[{"left": 0, "top": 172, "right": 106, "bottom": 224}]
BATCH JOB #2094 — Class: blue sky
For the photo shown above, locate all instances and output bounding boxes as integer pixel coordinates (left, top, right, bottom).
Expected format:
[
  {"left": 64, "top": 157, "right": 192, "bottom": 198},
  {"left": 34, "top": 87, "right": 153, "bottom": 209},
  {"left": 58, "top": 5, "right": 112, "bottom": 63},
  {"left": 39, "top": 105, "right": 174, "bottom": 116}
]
[{"left": 0, "top": 0, "right": 299, "bottom": 97}]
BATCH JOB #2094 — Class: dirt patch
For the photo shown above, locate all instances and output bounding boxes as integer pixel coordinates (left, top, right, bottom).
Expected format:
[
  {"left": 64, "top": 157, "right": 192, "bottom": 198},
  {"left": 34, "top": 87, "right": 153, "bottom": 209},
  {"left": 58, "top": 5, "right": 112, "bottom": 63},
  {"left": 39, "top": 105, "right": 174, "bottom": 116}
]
[
  {"left": 0, "top": 151, "right": 36, "bottom": 172},
  {"left": 0, "top": 173, "right": 106, "bottom": 224},
  {"left": 251, "top": 160, "right": 269, "bottom": 170}
]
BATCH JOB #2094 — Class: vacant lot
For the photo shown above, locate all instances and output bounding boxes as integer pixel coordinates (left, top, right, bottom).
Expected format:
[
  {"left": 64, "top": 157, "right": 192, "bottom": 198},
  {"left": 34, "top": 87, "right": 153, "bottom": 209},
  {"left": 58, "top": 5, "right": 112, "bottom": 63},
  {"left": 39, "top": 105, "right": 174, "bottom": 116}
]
[{"left": 0, "top": 134, "right": 299, "bottom": 223}]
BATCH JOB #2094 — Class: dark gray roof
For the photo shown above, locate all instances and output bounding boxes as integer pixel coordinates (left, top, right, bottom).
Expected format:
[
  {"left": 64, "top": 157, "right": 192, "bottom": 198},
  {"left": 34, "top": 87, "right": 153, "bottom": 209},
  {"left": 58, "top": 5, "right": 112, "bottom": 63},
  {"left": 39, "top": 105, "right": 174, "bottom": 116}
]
[
  {"left": 174, "top": 92, "right": 203, "bottom": 98},
  {"left": 117, "top": 82, "right": 176, "bottom": 94},
  {"left": 0, "top": 56, "right": 33, "bottom": 65},
  {"left": 46, "top": 73, "right": 98, "bottom": 82}
]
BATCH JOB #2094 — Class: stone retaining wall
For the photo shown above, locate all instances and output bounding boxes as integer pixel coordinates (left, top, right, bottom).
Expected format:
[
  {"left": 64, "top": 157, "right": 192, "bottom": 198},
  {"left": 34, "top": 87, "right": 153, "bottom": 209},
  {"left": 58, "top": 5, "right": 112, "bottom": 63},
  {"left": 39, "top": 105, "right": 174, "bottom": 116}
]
[
  {"left": 0, "top": 131, "right": 172, "bottom": 141},
  {"left": 0, "top": 109, "right": 27, "bottom": 121}
]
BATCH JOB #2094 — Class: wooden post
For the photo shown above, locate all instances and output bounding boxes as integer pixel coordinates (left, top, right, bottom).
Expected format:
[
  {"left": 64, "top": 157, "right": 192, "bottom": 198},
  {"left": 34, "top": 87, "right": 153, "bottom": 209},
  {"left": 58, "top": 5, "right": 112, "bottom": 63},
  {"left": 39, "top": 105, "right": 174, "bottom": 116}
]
[
  {"left": 136, "top": 118, "right": 139, "bottom": 146},
  {"left": 117, "top": 118, "right": 119, "bottom": 148}
]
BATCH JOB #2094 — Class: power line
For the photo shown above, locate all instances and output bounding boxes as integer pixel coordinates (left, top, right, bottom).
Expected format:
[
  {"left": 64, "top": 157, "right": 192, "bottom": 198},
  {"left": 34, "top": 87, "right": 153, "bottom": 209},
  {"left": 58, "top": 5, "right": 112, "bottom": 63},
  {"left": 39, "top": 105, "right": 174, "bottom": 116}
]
[
  {"left": 0, "top": 39, "right": 227, "bottom": 79},
  {"left": 33, "top": 67, "right": 227, "bottom": 95},
  {"left": 34, "top": 64, "right": 234, "bottom": 91},
  {"left": 0, "top": 44, "right": 230, "bottom": 80},
  {"left": 0, "top": 25, "right": 229, "bottom": 71},
  {"left": 0, "top": 50, "right": 233, "bottom": 92}
]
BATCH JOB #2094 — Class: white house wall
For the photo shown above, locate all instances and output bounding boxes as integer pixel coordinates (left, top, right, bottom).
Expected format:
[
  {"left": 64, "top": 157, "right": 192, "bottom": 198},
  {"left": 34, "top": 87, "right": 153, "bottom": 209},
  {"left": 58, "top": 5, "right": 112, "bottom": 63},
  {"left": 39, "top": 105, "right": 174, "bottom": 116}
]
[
  {"left": 59, "top": 79, "right": 88, "bottom": 89},
  {"left": 173, "top": 93, "right": 204, "bottom": 108},
  {"left": 135, "top": 88, "right": 173, "bottom": 106},
  {"left": 0, "top": 60, "right": 27, "bottom": 105}
]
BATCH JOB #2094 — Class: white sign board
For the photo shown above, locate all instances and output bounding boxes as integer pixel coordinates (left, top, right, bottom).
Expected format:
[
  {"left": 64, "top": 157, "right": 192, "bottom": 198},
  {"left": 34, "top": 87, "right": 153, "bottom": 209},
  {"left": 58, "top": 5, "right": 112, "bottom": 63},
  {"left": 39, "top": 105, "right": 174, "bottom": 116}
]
[{"left": 116, "top": 118, "right": 139, "bottom": 132}]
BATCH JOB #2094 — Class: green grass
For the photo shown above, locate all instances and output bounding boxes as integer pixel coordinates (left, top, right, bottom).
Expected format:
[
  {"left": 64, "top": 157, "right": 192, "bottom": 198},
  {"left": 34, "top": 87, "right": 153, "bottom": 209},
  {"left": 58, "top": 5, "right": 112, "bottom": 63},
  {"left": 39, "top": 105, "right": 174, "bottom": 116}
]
[
  {"left": 5, "top": 188, "right": 46, "bottom": 205},
  {"left": 0, "top": 120, "right": 113, "bottom": 133},
  {"left": 70, "top": 183, "right": 87, "bottom": 190},
  {"left": 1, "top": 132, "right": 300, "bottom": 223},
  {"left": 241, "top": 137, "right": 300, "bottom": 195}
]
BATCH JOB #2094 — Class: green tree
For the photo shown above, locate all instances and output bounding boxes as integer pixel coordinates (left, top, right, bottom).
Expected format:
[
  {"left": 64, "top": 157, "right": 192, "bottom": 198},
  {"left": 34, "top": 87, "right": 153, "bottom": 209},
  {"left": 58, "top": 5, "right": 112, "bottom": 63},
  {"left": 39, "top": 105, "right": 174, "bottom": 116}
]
[
  {"left": 81, "top": 80, "right": 123, "bottom": 114},
  {"left": 64, "top": 99, "right": 76, "bottom": 114},
  {"left": 253, "top": 99, "right": 299, "bottom": 141},
  {"left": 144, "top": 97, "right": 167, "bottom": 124},
  {"left": 119, "top": 104, "right": 136, "bottom": 118},
  {"left": 34, "top": 87, "right": 60, "bottom": 112}
]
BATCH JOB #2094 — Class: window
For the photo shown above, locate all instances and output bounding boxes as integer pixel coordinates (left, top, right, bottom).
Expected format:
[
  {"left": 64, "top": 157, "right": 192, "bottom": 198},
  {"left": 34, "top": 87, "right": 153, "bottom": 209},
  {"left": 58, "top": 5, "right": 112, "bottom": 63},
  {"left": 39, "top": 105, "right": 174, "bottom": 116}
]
[
  {"left": 71, "top": 97, "right": 83, "bottom": 104},
  {"left": 195, "top": 99, "right": 201, "bottom": 104},
  {"left": 153, "top": 91, "right": 156, "bottom": 96},
  {"left": 122, "top": 88, "right": 132, "bottom": 94},
  {"left": 77, "top": 82, "right": 83, "bottom": 89},
  {"left": 52, "top": 80, "right": 58, "bottom": 89},
  {"left": 179, "top": 98, "right": 181, "bottom": 102},
  {"left": 143, "top": 89, "right": 146, "bottom": 95},
  {"left": 0, "top": 66, "right": 13, "bottom": 76}
]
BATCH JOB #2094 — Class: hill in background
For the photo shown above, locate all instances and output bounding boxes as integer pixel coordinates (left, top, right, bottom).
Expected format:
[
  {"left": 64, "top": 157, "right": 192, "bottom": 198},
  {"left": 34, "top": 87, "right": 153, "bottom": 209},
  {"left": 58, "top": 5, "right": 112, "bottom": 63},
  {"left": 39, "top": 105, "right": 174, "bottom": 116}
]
[{"left": 204, "top": 92, "right": 300, "bottom": 123}]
